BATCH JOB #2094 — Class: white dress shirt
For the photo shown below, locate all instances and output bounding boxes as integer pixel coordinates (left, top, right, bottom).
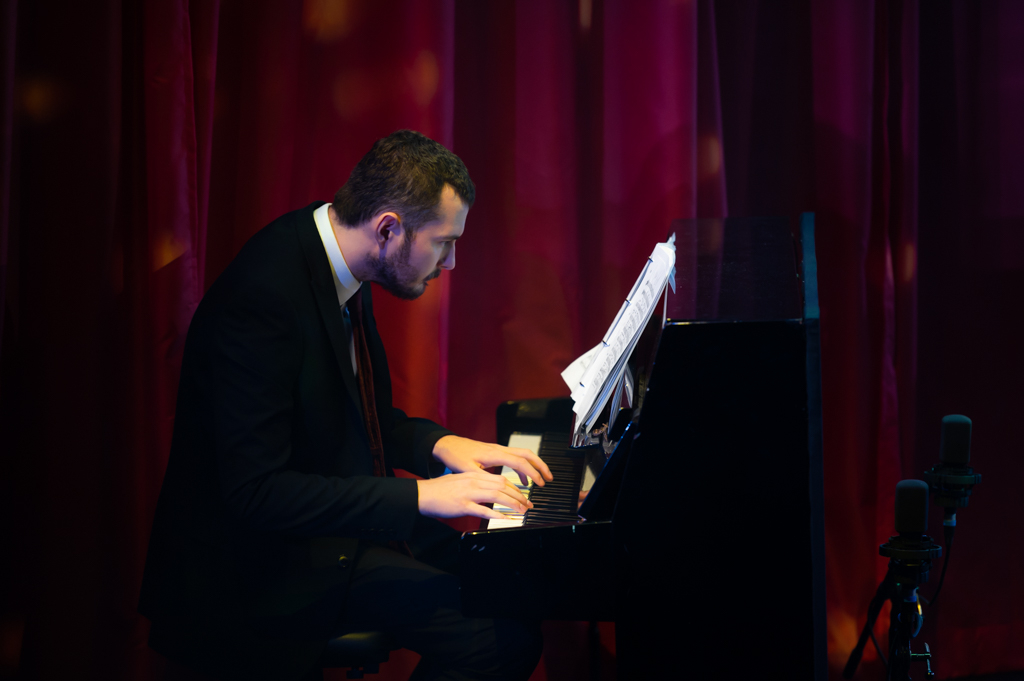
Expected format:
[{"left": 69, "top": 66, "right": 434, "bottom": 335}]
[{"left": 313, "top": 202, "right": 361, "bottom": 374}]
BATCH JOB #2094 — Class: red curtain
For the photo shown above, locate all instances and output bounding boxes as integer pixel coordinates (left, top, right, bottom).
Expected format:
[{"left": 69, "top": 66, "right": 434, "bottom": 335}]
[
  {"left": 913, "top": 1, "right": 1024, "bottom": 671},
  {"left": 1, "top": 1, "right": 1022, "bottom": 680}
]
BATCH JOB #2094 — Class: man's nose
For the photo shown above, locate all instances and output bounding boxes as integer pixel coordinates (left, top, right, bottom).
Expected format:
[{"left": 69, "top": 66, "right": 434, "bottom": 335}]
[{"left": 441, "top": 243, "right": 455, "bottom": 270}]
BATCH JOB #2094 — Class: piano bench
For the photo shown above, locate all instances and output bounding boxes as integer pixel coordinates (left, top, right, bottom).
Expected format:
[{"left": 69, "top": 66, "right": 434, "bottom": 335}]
[{"left": 318, "top": 630, "right": 398, "bottom": 679}]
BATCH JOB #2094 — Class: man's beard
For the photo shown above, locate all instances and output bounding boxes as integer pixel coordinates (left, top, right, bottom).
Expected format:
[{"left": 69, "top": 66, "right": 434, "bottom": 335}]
[{"left": 368, "top": 234, "right": 439, "bottom": 301}]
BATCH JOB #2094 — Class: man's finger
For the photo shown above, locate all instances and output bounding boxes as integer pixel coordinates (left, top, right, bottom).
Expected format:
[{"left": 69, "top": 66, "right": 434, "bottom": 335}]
[
  {"left": 491, "top": 451, "right": 551, "bottom": 487},
  {"left": 486, "top": 455, "right": 535, "bottom": 488},
  {"left": 504, "top": 477, "right": 527, "bottom": 495},
  {"left": 507, "top": 446, "right": 553, "bottom": 481},
  {"left": 501, "top": 457, "right": 544, "bottom": 488},
  {"left": 459, "top": 501, "right": 508, "bottom": 521},
  {"left": 471, "top": 503, "right": 508, "bottom": 520},
  {"left": 452, "top": 472, "right": 524, "bottom": 506},
  {"left": 476, "top": 483, "right": 531, "bottom": 512},
  {"left": 493, "top": 484, "right": 531, "bottom": 510}
]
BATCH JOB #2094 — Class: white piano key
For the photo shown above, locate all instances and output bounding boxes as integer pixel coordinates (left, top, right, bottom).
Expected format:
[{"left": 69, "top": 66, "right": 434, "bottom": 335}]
[
  {"left": 486, "top": 517, "right": 526, "bottom": 530},
  {"left": 507, "top": 432, "right": 542, "bottom": 457}
]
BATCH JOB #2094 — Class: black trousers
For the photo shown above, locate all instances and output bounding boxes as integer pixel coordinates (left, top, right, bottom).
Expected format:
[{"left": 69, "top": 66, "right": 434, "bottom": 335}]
[{"left": 335, "top": 517, "right": 543, "bottom": 681}]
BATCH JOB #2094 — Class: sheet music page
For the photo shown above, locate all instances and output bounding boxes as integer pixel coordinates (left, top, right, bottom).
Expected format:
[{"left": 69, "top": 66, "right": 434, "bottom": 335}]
[{"left": 560, "top": 343, "right": 602, "bottom": 389}]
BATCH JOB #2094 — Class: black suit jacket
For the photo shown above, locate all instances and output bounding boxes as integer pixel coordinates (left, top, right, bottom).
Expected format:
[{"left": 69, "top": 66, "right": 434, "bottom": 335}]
[{"left": 139, "top": 203, "right": 452, "bottom": 679}]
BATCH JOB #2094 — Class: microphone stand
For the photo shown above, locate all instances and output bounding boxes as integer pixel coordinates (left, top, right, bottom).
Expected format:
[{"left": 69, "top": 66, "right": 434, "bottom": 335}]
[{"left": 843, "top": 532, "right": 941, "bottom": 681}]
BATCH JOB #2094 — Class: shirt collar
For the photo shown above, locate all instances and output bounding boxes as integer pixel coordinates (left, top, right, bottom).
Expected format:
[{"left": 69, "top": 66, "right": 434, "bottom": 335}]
[{"left": 313, "top": 202, "right": 362, "bottom": 307}]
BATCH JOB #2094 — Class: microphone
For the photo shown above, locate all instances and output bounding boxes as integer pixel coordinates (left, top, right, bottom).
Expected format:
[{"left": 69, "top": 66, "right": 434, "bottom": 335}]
[
  {"left": 879, "top": 480, "right": 942, "bottom": 580},
  {"left": 921, "top": 414, "right": 981, "bottom": 608},
  {"left": 940, "top": 414, "right": 972, "bottom": 465},
  {"left": 894, "top": 479, "right": 930, "bottom": 535},
  {"left": 923, "top": 415, "right": 982, "bottom": 523}
]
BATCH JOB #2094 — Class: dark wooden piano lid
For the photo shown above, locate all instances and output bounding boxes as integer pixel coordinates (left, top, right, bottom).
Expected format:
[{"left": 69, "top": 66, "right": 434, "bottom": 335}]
[{"left": 667, "top": 215, "right": 808, "bottom": 323}]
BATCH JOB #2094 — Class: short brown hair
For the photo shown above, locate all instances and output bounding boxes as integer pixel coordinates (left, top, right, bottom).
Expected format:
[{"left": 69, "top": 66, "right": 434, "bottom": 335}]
[{"left": 333, "top": 130, "right": 475, "bottom": 232}]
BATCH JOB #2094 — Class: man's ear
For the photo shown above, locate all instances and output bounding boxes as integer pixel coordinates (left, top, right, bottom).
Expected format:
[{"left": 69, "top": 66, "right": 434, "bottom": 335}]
[{"left": 372, "top": 212, "right": 403, "bottom": 250}]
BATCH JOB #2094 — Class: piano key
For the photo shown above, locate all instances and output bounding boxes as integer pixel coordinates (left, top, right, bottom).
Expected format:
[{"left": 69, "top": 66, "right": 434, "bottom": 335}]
[{"left": 486, "top": 517, "right": 527, "bottom": 530}]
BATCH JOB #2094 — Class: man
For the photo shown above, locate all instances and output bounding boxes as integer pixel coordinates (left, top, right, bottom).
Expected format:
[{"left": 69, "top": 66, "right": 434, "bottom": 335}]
[{"left": 139, "top": 130, "right": 551, "bottom": 681}]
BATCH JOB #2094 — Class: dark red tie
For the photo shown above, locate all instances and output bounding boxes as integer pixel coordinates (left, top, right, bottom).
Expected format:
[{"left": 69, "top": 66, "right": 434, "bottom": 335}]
[
  {"left": 350, "top": 291, "right": 413, "bottom": 557},
  {"left": 349, "top": 291, "right": 390, "bottom": 478}
]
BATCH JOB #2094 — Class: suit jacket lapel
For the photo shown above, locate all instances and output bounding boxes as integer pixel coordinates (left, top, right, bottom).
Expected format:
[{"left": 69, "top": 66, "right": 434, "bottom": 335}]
[{"left": 296, "top": 203, "right": 363, "bottom": 414}]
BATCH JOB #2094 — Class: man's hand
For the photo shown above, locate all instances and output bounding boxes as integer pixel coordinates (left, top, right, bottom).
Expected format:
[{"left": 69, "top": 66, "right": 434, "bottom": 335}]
[
  {"left": 416, "top": 472, "right": 533, "bottom": 520},
  {"left": 432, "top": 435, "right": 554, "bottom": 487}
]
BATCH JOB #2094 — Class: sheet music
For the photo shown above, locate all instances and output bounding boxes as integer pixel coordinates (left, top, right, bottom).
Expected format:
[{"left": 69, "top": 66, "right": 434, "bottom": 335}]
[{"left": 563, "top": 237, "right": 676, "bottom": 441}]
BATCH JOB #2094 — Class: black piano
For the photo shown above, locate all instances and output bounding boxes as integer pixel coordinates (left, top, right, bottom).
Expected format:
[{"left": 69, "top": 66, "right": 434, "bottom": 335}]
[{"left": 460, "top": 215, "right": 826, "bottom": 680}]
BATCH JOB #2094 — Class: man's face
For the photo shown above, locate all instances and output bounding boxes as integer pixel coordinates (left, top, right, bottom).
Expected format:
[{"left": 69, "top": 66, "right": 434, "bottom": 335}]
[{"left": 371, "top": 185, "right": 467, "bottom": 300}]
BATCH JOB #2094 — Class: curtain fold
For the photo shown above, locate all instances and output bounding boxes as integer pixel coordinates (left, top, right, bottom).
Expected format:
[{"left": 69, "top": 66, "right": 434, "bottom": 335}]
[
  {"left": 0, "top": 0, "right": 15, "bottom": 363},
  {"left": 1, "top": 1, "right": 1022, "bottom": 680}
]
